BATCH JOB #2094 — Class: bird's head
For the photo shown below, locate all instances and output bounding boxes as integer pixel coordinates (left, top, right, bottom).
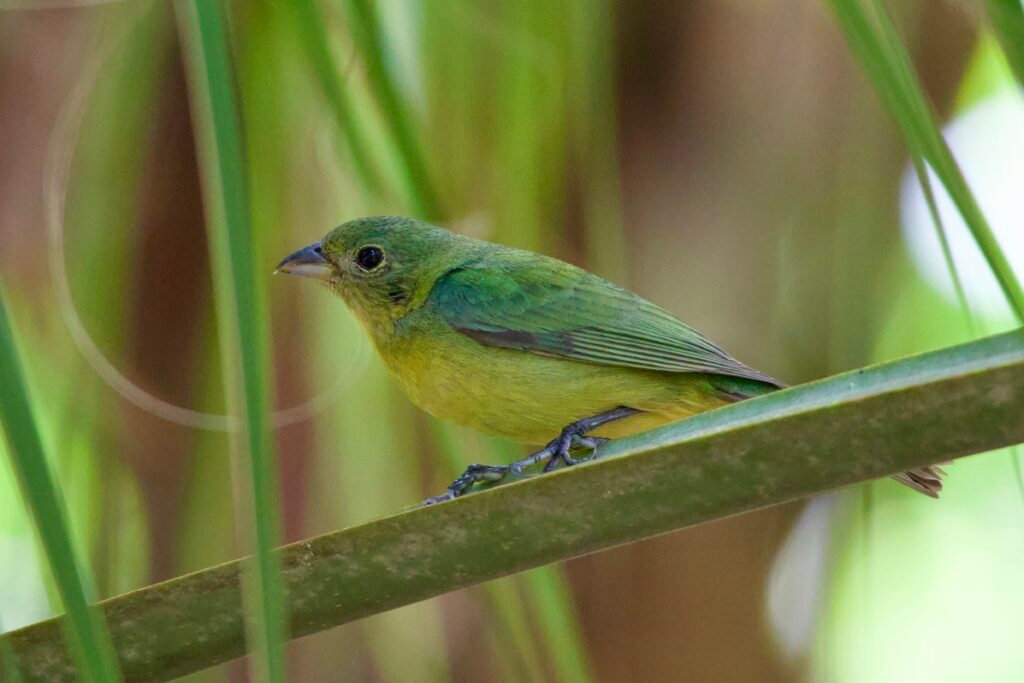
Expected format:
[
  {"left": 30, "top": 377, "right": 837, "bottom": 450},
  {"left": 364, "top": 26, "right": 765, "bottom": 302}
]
[{"left": 276, "top": 216, "right": 469, "bottom": 332}]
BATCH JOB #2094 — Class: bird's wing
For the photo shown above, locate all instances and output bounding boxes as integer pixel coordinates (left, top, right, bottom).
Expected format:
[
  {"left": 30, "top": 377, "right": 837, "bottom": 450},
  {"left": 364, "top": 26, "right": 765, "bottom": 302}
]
[{"left": 428, "top": 257, "right": 783, "bottom": 385}]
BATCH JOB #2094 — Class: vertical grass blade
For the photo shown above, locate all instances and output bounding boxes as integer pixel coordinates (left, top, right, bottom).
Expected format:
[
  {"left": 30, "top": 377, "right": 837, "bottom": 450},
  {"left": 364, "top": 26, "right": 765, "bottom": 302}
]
[
  {"left": 826, "top": 0, "right": 1024, "bottom": 323},
  {"left": 985, "top": 0, "right": 1024, "bottom": 86},
  {"left": 341, "top": 0, "right": 443, "bottom": 219},
  {"left": 566, "top": 0, "right": 629, "bottom": 283},
  {"left": 522, "top": 566, "right": 595, "bottom": 683},
  {"left": 483, "top": 579, "right": 549, "bottom": 681},
  {"left": 287, "top": 0, "right": 384, "bottom": 200},
  {"left": 0, "top": 289, "right": 121, "bottom": 682},
  {"left": 175, "top": 1, "right": 287, "bottom": 680}
]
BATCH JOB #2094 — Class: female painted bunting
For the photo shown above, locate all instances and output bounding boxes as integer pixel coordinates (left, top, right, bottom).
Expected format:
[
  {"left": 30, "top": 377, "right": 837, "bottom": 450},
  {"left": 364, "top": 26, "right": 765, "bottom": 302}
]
[{"left": 277, "top": 216, "right": 943, "bottom": 502}]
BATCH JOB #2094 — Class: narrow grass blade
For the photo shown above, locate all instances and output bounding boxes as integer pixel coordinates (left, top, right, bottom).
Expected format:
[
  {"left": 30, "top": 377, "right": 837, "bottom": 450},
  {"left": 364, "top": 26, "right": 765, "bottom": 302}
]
[
  {"left": 521, "top": 567, "right": 595, "bottom": 683},
  {"left": 341, "top": 0, "right": 443, "bottom": 219},
  {"left": 566, "top": 0, "right": 629, "bottom": 283},
  {"left": 287, "top": 0, "right": 384, "bottom": 199},
  {"left": 904, "top": 156, "right": 1024, "bottom": 505},
  {"left": 909, "top": 152, "right": 976, "bottom": 337},
  {"left": 0, "top": 290, "right": 121, "bottom": 682},
  {"left": 826, "top": 0, "right": 1024, "bottom": 322},
  {"left": 985, "top": 0, "right": 1024, "bottom": 86},
  {"left": 483, "top": 578, "right": 549, "bottom": 681},
  {"left": 4, "top": 330, "right": 1024, "bottom": 681},
  {"left": 175, "top": 1, "right": 287, "bottom": 681}
]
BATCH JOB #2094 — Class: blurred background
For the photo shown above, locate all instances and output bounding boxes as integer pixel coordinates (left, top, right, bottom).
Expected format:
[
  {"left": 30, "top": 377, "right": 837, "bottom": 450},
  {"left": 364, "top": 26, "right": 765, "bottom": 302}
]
[{"left": 1, "top": 0, "right": 1022, "bottom": 681}]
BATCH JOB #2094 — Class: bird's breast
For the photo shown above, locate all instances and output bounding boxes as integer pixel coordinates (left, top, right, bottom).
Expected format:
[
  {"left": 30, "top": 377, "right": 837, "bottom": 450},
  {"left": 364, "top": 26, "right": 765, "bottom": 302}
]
[{"left": 374, "top": 318, "right": 721, "bottom": 444}]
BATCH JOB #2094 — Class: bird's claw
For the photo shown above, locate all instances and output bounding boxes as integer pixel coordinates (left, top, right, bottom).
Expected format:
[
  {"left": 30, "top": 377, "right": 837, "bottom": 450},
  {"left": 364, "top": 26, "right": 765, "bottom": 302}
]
[
  {"left": 421, "top": 463, "right": 510, "bottom": 506},
  {"left": 423, "top": 493, "right": 454, "bottom": 506},
  {"left": 542, "top": 429, "right": 609, "bottom": 472}
]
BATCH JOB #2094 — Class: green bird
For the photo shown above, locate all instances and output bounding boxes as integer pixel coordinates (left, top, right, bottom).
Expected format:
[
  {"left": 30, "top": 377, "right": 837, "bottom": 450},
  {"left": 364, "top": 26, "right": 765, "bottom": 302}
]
[{"left": 277, "top": 216, "right": 943, "bottom": 502}]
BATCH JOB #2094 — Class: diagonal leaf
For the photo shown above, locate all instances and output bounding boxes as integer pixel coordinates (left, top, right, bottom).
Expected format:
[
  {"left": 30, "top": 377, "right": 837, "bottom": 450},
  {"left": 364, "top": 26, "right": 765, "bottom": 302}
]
[
  {"left": 909, "top": 152, "right": 975, "bottom": 336},
  {"left": 826, "top": 0, "right": 1024, "bottom": 322},
  {"left": 0, "top": 289, "right": 121, "bottom": 682},
  {"left": 175, "top": 1, "right": 287, "bottom": 680},
  {"left": 3, "top": 330, "right": 1024, "bottom": 682}
]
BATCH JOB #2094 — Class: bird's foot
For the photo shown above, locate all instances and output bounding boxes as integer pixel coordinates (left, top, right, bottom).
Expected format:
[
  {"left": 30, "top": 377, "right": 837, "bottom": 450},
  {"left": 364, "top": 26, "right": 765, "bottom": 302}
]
[
  {"left": 422, "top": 406, "right": 638, "bottom": 506},
  {"left": 506, "top": 420, "right": 616, "bottom": 477},
  {"left": 536, "top": 426, "right": 608, "bottom": 473}
]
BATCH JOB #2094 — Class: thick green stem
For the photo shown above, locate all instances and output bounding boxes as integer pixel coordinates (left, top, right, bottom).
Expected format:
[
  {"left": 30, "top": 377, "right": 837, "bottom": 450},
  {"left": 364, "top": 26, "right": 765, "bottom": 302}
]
[{"left": 3, "top": 331, "right": 1024, "bottom": 682}]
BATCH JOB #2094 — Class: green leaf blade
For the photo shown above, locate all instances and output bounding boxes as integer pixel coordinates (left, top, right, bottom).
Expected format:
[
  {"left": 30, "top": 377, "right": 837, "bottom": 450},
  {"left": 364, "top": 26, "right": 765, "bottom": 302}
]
[
  {"left": 826, "top": 0, "right": 1024, "bottom": 323},
  {"left": 0, "top": 290, "right": 121, "bottom": 683},
  {"left": 175, "top": 1, "right": 287, "bottom": 680}
]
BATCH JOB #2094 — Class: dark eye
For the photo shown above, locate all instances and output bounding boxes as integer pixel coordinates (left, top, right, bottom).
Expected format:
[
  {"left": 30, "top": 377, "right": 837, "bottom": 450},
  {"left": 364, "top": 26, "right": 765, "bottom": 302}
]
[{"left": 355, "top": 246, "right": 385, "bottom": 271}]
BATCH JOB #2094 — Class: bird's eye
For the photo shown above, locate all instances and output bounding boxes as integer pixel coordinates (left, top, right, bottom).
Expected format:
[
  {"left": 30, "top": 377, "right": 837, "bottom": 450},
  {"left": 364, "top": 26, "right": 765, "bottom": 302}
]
[{"left": 355, "top": 245, "right": 385, "bottom": 271}]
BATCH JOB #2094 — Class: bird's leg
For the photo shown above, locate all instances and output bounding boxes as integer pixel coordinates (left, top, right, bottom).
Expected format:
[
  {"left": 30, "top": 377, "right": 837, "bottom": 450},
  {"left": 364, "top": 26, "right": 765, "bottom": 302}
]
[
  {"left": 508, "top": 406, "right": 641, "bottom": 473},
  {"left": 423, "top": 406, "right": 640, "bottom": 506},
  {"left": 527, "top": 406, "right": 640, "bottom": 473}
]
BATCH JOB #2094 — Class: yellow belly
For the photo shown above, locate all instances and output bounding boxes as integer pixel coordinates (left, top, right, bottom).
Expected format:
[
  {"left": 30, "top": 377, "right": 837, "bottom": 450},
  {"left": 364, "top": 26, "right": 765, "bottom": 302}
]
[{"left": 376, "top": 321, "right": 729, "bottom": 445}]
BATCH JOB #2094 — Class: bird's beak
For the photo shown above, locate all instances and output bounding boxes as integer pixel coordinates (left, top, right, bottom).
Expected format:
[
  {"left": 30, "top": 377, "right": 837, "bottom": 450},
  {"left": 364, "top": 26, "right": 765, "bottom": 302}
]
[{"left": 275, "top": 242, "right": 333, "bottom": 281}]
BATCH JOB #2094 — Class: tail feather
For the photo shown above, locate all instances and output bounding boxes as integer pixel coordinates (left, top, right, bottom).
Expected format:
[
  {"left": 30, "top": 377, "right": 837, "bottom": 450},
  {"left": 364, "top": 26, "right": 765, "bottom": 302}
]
[
  {"left": 891, "top": 466, "right": 945, "bottom": 498},
  {"left": 710, "top": 375, "right": 785, "bottom": 401}
]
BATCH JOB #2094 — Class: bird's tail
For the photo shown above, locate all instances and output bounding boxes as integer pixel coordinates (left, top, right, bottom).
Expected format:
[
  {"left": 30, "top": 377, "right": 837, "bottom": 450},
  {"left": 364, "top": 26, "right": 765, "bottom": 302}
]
[
  {"left": 709, "top": 375, "right": 783, "bottom": 401},
  {"left": 891, "top": 466, "right": 945, "bottom": 498},
  {"left": 709, "top": 374, "right": 946, "bottom": 498}
]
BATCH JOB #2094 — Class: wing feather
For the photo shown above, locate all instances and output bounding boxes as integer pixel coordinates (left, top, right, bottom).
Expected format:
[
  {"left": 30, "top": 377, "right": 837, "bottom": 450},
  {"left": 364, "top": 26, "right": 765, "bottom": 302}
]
[{"left": 429, "top": 255, "right": 783, "bottom": 387}]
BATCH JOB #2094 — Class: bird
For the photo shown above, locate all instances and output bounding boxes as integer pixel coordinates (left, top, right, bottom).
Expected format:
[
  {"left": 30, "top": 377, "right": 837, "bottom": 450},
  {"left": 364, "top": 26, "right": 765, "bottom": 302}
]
[{"left": 276, "top": 216, "right": 943, "bottom": 503}]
